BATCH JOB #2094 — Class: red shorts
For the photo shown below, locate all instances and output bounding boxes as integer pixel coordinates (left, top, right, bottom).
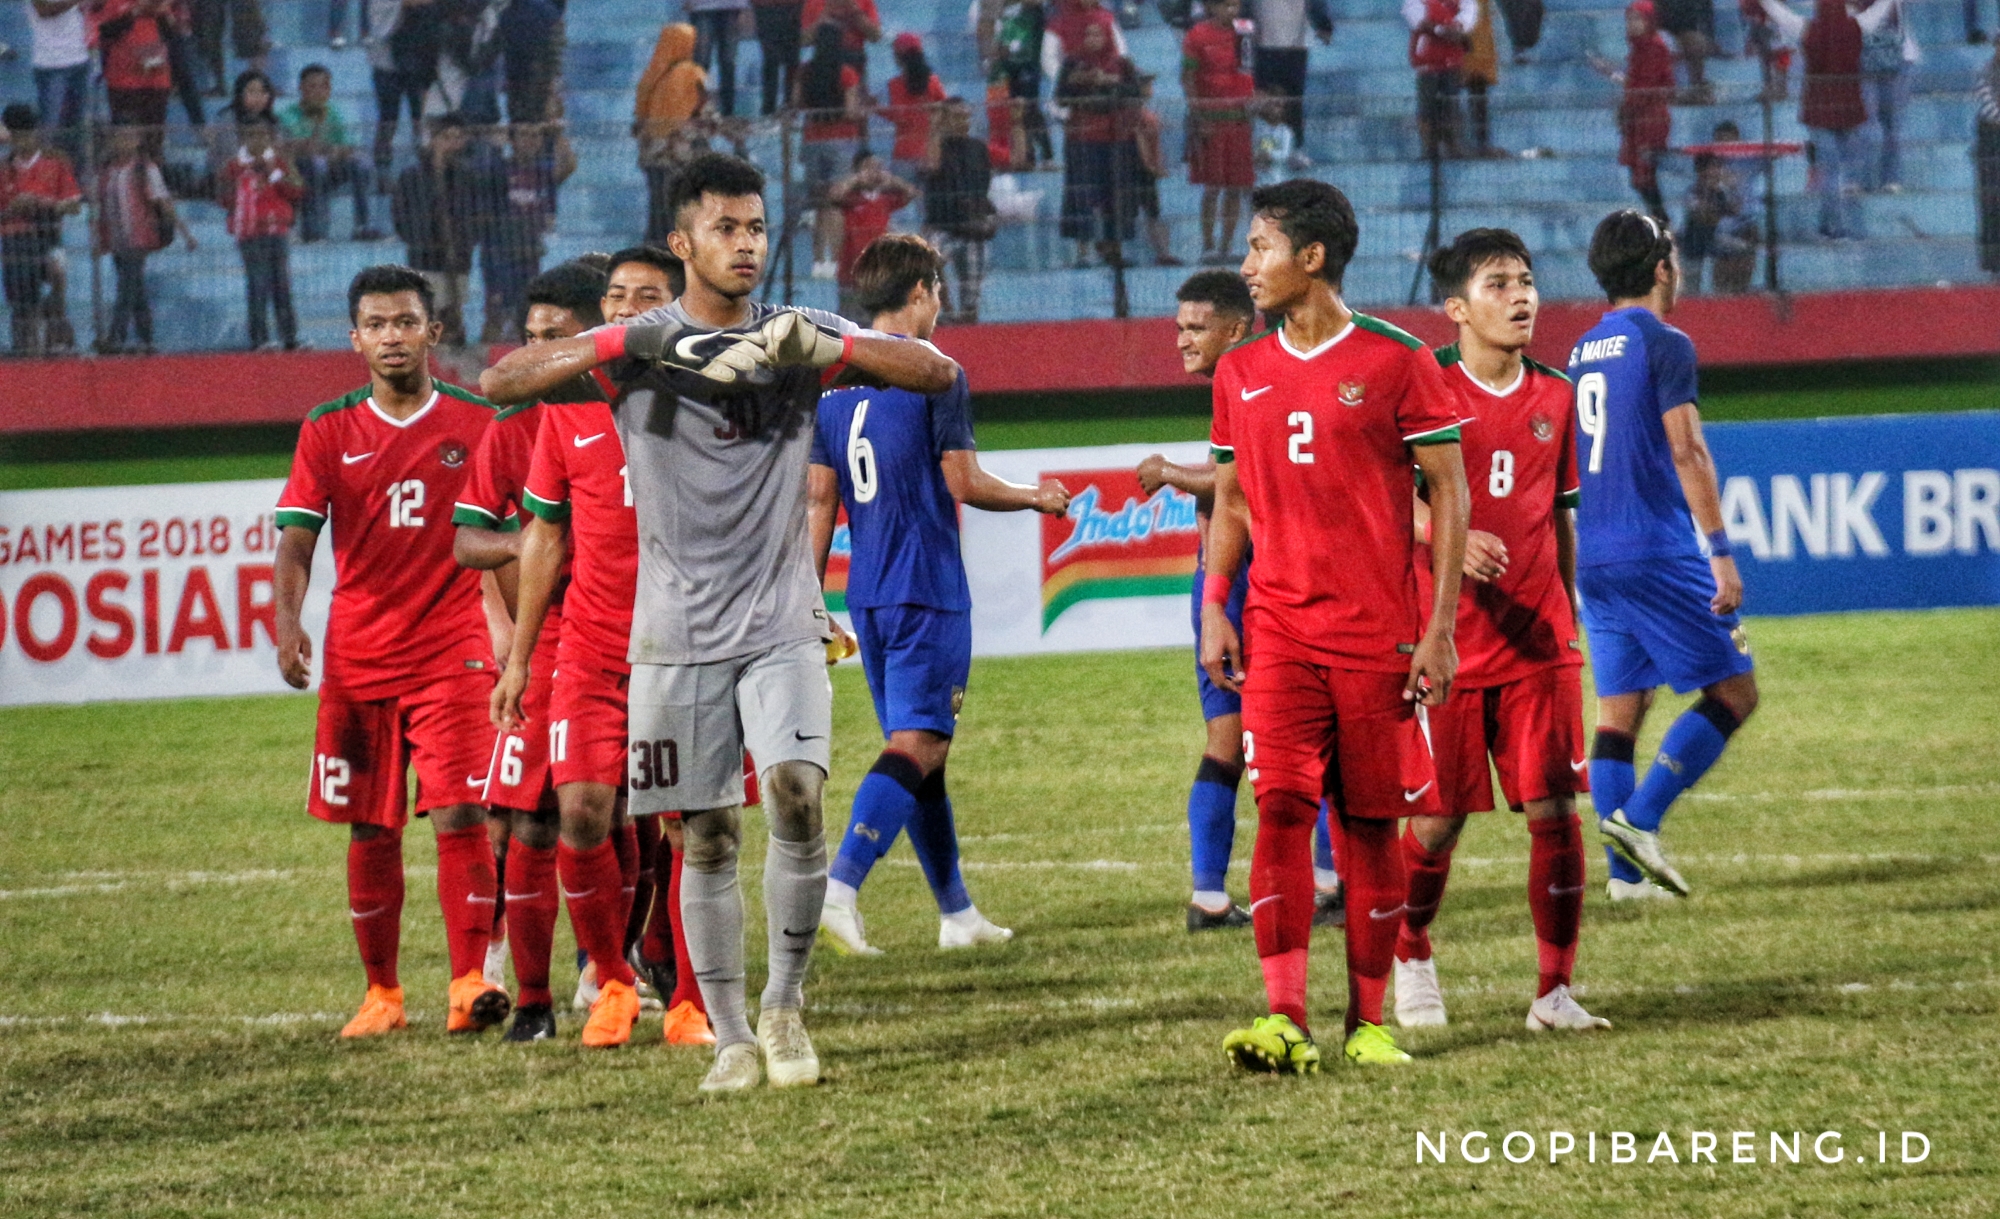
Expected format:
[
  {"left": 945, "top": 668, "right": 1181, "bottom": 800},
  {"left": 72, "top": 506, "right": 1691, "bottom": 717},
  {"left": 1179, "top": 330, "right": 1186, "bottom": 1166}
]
[
  {"left": 1430, "top": 665, "right": 1589, "bottom": 815},
  {"left": 1239, "top": 637, "right": 1440, "bottom": 820},
  {"left": 549, "top": 659, "right": 630, "bottom": 791},
  {"left": 308, "top": 669, "right": 497, "bottom": 828},
  {"left": 481, "top": 628, "right": 559, "bottom": 811},
  {"left": 1189, "top": 119, "right": 1254, "bottom": 187}
]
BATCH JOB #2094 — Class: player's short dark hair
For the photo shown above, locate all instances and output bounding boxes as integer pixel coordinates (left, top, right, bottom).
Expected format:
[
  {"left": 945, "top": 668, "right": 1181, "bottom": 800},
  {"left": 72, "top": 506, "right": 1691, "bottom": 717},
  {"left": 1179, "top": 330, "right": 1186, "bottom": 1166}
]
[
  {"left": 1588, "top": 209, "right": 1676, "bottom": 302},
  {"left": 299, "top": 63, "right": 332, "bottom": 82},
  {"left": 606, "top": 243, "right": 685, "bottom": 299},
  {"left": 1175, "top": 269, "right": 1254, "bottom": 319},
  {"left": 666, "top": 152, "right": 766, "bottom": 231},
  {"left": 348, "top": 264, "right": 434, "bottom": 323},
  {"left": 1427, "top": 228, "right": 1534, "bottom": 300},
  {"left": 853, "top": 233, "right": 944, "bottom": 317},
  {"left": 526, "top": 262, "right": 607, "bottom": 327},
  {"left": 1248, "top": 178, "right": 1359, "bottom": 285},
  {"left": 572, "top": 251, "right": 614, "bottom": 274}
]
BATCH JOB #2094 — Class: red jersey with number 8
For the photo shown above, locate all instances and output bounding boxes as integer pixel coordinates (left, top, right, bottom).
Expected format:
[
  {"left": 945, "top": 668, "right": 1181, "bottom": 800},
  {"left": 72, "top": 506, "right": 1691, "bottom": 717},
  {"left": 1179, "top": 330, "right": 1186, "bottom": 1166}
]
[
  {"left": 522, "top": 397, "right": 637, "bottom": 673},
  {"left": 276, "top": 384, "right": 496, "bottom": 700},
  {"left": 1422, "top": 347, "right": 1584, "bottom": 687},
  {"left": 1209, "top": 315, "right": 1463, "bottom": 671}
]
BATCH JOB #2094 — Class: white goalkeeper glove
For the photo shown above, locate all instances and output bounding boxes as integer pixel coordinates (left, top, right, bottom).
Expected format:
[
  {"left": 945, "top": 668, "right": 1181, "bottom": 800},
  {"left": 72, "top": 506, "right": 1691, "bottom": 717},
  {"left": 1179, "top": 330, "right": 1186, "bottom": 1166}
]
[
  {"left": 754, "top": 309, "right": 852, "bottom": 369},
  {"left": 600, "top": 320, "right": 768, "bottom": 384}
]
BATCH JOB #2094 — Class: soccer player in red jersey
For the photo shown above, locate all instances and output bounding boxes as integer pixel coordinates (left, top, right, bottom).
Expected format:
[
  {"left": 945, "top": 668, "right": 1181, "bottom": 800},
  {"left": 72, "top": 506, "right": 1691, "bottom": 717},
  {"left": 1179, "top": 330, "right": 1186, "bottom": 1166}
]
[
  {"left": 273, "top": 265, "right": 511, "bottom": 1038},
  {"left": 1389, "top": 229, "right": 1611, "bottom": 1034},
  {"left": 1202, "top": 180, "right": 1470, "bottom": 1072},
  {"left": 448, "top": 261, "right": 607, "bottom": 1042}
]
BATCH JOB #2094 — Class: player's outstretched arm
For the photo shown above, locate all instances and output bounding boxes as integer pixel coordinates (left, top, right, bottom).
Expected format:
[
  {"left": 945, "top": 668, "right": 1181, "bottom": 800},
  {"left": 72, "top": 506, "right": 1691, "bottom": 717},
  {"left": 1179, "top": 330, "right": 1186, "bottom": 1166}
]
[
  {"left": 480, "top": 334, "right": 602, "bottom": 405},
  {"left": 756, "top": 311, "right": 960, "bottom": 394},
  {"left": 1199, "top": 461, "right": 1251, "bottom": 694},
  {"left": 1662, "top": 401, "right": 1742, "bottom": 615},
  {"left": 493, "top": 516, "right": 569, "bottom": 731},
  {"left": 1136, "top": 454, "right": 1217, "bottom": 511},
  {"left": 273, "top": 525, "right": 318, "bottom": 690},
  {"left": 941, "top": 450, "right": 1070, "bottom": 514},
  {"left": 1410, "top": 441, "right": 1469, "bottom": 706}
]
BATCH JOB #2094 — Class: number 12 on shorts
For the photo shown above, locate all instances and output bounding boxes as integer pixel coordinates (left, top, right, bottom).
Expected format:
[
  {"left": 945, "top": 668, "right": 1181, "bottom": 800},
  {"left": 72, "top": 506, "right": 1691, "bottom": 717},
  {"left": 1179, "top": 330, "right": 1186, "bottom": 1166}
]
[{"left": 315, "top": 753, "right": 351, "bottom": 806}]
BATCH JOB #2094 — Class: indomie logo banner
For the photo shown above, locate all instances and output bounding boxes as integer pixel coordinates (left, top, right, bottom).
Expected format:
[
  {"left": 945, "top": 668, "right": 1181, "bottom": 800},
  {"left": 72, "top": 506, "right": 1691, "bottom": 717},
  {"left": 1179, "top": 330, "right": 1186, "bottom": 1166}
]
[{"left": 1038, "top": 468, "right": 1200, "bottom": 632}]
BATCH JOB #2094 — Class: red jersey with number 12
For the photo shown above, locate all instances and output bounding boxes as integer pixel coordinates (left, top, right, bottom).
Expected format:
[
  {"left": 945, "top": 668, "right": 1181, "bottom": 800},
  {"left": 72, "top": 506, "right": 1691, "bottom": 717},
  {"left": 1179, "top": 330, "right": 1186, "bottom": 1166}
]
[
  {"left": 1423, "top": 347, "right": 1583, "bottom": 687},
  {"left": 1210, "top": 315, "right": 1463, "bottom": 671},
  {"left": 523, "top": 396, "right": 637, "bottom": 673},
  {"left": 276, "top": 383, "right": 496, "bottom": 699}
]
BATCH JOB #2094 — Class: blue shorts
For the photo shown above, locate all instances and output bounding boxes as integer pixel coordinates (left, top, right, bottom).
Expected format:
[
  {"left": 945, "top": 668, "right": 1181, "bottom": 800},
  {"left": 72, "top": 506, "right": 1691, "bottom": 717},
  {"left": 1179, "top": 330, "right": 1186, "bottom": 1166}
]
[
  {"left": 1578, "top": 554, "right": 1755, "bottom": 697},
  {"left": 852, "top": 604, "right": 974, "bottom": 738},
  {"left": 1191, "top": 552, "right": 1251, "bottom": 722}
]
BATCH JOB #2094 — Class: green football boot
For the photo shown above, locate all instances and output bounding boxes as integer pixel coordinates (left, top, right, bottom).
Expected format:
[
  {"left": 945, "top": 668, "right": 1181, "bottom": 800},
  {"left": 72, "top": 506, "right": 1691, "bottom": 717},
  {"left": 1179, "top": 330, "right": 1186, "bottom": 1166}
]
[
  {"left": 1343, "top": 1020, "right": 1414, "bottom": 1066},
  {"left": 1222, "top": 1013, "right": 1322, "bottom": 1074}
]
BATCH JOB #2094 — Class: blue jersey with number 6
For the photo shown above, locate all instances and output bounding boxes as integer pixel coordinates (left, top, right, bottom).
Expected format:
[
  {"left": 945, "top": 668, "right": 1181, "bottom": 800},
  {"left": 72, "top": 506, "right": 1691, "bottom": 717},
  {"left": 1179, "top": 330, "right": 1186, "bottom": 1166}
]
[
  {"left": 1567, "top": 305, "right": 1703, "bottom": 569},
  {"left": 812, "top": 368, "right": 977, "bottom": 611}
]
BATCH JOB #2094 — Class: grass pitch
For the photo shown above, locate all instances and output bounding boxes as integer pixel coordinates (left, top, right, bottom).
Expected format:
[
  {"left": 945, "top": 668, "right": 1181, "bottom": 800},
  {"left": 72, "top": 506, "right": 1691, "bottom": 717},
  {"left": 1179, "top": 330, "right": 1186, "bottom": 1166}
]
[{"left": 2, "top": 609, "right": 1997, "bottom": 1217}]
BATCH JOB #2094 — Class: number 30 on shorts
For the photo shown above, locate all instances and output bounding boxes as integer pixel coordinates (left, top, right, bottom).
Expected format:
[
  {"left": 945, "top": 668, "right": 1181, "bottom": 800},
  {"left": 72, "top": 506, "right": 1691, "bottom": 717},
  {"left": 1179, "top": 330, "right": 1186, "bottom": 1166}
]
[{"left": 629, "top": 739, "right": 679, "bottom": 791}]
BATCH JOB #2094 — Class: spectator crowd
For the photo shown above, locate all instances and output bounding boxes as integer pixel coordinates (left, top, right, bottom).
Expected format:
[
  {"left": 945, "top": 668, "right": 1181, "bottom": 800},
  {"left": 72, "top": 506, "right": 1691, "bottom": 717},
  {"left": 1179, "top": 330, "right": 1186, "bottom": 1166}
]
[{"left": 2, "top": 0, "right": 1997, "bottom": 354}]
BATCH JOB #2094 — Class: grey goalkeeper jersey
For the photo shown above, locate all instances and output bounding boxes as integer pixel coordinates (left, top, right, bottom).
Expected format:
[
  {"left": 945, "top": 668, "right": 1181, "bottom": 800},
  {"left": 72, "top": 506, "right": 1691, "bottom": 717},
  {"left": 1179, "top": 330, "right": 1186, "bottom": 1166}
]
[{"left": 610, "top": 300, "right": 861, "bottom": 666}]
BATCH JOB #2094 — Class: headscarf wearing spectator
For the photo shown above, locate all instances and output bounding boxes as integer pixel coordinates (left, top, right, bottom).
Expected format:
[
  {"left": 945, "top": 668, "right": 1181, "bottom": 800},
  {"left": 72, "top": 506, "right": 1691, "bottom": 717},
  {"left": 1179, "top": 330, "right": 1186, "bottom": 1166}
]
[
  {"left": 230, "top": 69, "right": 279, "bottom": 126},
  {"left": 1050, "top": 0, "right": 1121, "bottom": 63},
  {"left": 635, "top": 23, "right": 705, "bottom": 138},
  {"left": 1800, "top": 0, "right": 1866, "bottom": 132}
]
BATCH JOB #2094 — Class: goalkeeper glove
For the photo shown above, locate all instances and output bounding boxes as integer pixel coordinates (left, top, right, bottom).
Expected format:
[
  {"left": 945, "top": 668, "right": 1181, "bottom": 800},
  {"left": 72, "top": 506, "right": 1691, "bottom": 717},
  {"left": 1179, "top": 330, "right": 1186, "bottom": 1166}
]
[
  {"left": 755, "top": 310, "right": 853, "bottom": 369},
  {"left": 595, "top": 321, "right": 768, "bottom": 384}
]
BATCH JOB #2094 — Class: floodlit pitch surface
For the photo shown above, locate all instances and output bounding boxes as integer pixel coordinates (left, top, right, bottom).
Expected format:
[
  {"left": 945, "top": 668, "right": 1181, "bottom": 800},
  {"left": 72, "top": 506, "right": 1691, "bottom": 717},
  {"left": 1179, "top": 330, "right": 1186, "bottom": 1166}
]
[{"left": 1, "top": 609, "right": 1996, "bottom": 1217}]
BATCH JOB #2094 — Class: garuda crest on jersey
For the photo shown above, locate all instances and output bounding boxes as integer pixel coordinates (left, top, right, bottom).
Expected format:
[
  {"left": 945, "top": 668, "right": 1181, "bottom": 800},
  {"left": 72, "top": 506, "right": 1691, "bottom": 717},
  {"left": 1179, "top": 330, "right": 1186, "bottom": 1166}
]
[
  {"left": 438, "top": 440, "right": 468, "bottom": 468},
  {"left": 1337, "top": 378, "right": 1365, "bottom": 408},
  {"left": 1530, "top": 413, "right": 1555, "bottom": 442}
]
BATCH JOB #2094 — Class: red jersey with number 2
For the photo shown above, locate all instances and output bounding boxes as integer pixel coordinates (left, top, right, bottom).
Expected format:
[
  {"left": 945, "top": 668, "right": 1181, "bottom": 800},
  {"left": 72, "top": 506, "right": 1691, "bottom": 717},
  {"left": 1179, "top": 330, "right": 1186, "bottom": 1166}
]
[
  {"left": 276, "top": 384, "right": 496, "bottom": 700},
  {"left": 1423, "top": 348, "right": 1583, "bottom": 687},
  {"left": 523, "top": 397, "right": 637, "bottom": 673},
  {"left": 1209, "top": 315, "right": 1463, "bottom": 672}
]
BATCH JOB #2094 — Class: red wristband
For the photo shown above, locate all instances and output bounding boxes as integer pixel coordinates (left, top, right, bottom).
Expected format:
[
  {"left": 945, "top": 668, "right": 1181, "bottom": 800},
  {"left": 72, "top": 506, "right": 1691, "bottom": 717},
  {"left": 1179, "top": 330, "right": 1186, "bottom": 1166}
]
[
  {"left": 1201, "top": 572, "right": 1234, "bottom": 607},
  {"left": 592, "top": 325, "right": 628, "bottom": 363},
  {"left": 841, "top": 332, "right": 856, "bottom": 364}
]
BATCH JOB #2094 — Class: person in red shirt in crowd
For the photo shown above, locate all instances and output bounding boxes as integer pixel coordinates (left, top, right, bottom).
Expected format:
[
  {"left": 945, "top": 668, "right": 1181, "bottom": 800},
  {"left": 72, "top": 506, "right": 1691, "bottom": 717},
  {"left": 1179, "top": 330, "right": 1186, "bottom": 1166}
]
[
  {"left": 797, "top": 21, "right": 868, "bottom": 279},
  {"left": 1182, "top": 0, "right": 1255, "bottom": 263},
  {"left": 881, "top": 32, "right": 945, "bottom": 205},
  {"left": 93, "top": 121, "right": 195, "bottom": 354},
  {"left": 802, "top": 0, "right": 881, "bottom": 77},
  {"left": 1054, "top": 13, "right": 1136, "bottom": 268},
  {"left": 0, "top": 103, "right": 82, "bottom": 355},
  {"left": 1758, "top": 0, "right": 1867, "bottom": 238},
  {"left": 829, "top": 151, "right": 917, "bottom": 319},
  {"left": 89, "top": 0, "right": 175, "bottom": 155},
  {"left": 223, "top": 113, "right": 305, "bottom": 349},
  {"left": 1404, "top": 0, "right": 1475, "bottom": 158},
  {"left": 1589, "top": 1, "right": 1676, "bottom": 223},
  {"left": 273, "top": 264, "right": 512, "bottom": 1041}
]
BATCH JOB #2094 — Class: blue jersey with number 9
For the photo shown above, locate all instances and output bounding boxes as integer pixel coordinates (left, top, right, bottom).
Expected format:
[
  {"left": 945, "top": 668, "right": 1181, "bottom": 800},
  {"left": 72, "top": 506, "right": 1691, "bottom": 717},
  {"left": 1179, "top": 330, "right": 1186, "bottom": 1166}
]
[
  {"left": 1567, "top": 305, "right": 1703, "bottom": 569},
  {"left": 812, "top": 367, "right": 977, "bottom": 611}
]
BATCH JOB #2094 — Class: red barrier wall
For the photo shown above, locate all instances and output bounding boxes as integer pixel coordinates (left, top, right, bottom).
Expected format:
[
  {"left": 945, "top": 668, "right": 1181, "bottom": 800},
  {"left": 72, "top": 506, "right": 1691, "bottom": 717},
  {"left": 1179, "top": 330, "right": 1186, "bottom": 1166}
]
[{"left": 3, "top": 285, "right": 1996, "bottom": 434}]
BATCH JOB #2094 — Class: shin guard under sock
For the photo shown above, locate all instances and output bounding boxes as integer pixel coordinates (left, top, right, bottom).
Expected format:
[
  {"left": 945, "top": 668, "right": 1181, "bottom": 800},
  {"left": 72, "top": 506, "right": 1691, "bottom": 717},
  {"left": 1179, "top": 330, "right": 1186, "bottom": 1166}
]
[
  {"left": 909, "top": 767, "right": 971, "bottom": 916},
  {"left": 1626, "top": 698, "right": 1740, "bottom": 834},
  {"left": 1590, "top": 729, "right": 1641, "bottom": 884},
  {"left": 1528, "top": 813, "right": 1585, "bottom": 996},
  {"left": 434, "top": 825, "right": 497, "bottom": 979},
  {"left": 829, "top": 751, "right": 923, "bottom": 893},
  {"left": 760, "top": 833, "right": 828, "bottom": 1012},
  {"left": 680, "top": 853, "right": 751, "bottom": 1046},
  {"left": 1395, "top": 828, "right": 1454, "bottom": 962},
  {"left": 347, "top": 830, "right": 405, "bottom": 990},
  {"left": 558, "top": 838, "right": 636, "bottom": 988},
  {"left": 504, "top": 840, "right": 559, "bottom": 1008},
  {"left": 1187, "top": 755, "right": 1242, "bottom": 898},
  {"left": 1337, "top": 815, "right": 1406, "bottom": 1033},
  {"left": 1249, "top": 789, "right": 1318, "bottom": 1027}
]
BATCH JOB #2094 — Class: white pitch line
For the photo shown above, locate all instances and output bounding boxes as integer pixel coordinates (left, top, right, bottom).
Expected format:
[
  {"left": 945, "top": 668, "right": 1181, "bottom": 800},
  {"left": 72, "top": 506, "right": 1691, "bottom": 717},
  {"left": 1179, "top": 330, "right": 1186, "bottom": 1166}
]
[
  {"left": 885, "top": 858, "right": 1142, "bottom": 873},
  {"left": 0, "top": 869, "right": 299, "bottom": 901}
]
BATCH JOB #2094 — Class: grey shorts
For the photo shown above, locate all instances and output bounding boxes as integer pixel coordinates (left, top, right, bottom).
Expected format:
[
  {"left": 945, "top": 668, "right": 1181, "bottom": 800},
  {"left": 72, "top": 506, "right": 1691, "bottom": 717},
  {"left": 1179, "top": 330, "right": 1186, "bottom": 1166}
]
[{"left": 626, "top": 636, "right": 833, "bottom": 815}]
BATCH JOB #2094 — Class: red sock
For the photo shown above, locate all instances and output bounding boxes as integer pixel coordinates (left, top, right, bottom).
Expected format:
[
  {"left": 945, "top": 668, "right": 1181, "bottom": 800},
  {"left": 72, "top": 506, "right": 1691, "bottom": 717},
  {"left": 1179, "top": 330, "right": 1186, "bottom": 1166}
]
[
  {"left": 626, "top": 816, "right": 660, "bottom": 953},
  {"left": 505, "top": 841, "right": 559, "bottom": 1008},
  {"left": 641, "top": 861, "right": 673, "bottom": 965},
  {"left": 611, "top": 819, "right": 640, "bottom": 942},
  {"left": 559, "top": 838, "right": 637, "bottom": 987},
  {"left": 1337, "top": 815, "right": 1407, "bottom": 1034},
  {"left": 434, "top": 825, "right": 497, "bottom": 979},
  {"left": 1248, "top": 789, "right": 1318, "bottom": 1029},
  {"left": 1528, "top": 813, "right": 1585, "bottom": 997},
  {"left": 667, "top": 844, "right": 703, "bottom": 1011},
  {"left": 347, "top": 830, "right": 405, "bottom": 990},
  {"left": 1396, "top": 827, "right": 1455, "bottom": 962}
]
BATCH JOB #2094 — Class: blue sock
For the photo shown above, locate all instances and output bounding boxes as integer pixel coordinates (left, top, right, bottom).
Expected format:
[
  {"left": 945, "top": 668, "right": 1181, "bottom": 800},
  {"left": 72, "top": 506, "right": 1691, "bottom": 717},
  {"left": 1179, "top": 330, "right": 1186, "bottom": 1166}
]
[
  {"left": 1590, "top": 729, "right": 1641, "bottom": 883},
  {"left": 1313, "top": 800, "right": 1336, "bottom": 876},
  {"left": 1187, "top": 756, "right": 1242, "bottom": 895},
  {"left": 829, "top": 752, "right": 924, "bottom": 892},
  {"left": 1625, "top": 698, "right": 1740, "bottom": 834},
  {"left": 908, "top": 768, "right": 971, "bottom": 915}
]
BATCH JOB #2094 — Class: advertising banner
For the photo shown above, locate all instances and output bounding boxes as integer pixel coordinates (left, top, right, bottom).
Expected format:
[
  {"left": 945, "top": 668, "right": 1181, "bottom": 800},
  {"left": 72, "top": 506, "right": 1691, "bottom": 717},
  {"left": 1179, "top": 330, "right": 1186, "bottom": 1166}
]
[{"left": 0, "top": 479, "right": 333, "bottom": 707}]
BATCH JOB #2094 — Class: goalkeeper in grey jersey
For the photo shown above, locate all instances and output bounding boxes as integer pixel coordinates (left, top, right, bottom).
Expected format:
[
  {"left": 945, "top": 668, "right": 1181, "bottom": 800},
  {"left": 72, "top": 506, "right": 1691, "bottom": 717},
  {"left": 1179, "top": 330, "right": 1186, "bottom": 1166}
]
[{"left": 480, "top": 152, "right": 959, "bottom": 1093}]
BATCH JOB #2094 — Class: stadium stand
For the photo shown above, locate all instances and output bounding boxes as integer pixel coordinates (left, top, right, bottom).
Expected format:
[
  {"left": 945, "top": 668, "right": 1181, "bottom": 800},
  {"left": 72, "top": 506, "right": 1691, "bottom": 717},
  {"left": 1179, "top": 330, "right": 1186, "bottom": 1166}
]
[{"left": 0, "top": 0, "right": 1989, "bottom": 352}]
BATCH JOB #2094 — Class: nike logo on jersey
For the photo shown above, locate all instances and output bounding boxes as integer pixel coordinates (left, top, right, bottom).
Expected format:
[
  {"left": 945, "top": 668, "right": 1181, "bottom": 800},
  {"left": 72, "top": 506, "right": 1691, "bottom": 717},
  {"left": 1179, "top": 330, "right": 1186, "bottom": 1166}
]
[
  {"left": 1403, "top": 782, "right": 1434, "bottom": 803},
  {"left": 1571, "top": 759, "right": 1589, "bottom": 773},
  {"left": 574, "top": 432, "right": 607, "bottom": 447},
  {"left": 466, "top": 775, "right": 486, "bottom": 787},
  {"left": 1240, "top": 385, "right": 1273, "bottom": 401},
  {"left": 341, "top": 451, "right": 376, "bottom": 464}
]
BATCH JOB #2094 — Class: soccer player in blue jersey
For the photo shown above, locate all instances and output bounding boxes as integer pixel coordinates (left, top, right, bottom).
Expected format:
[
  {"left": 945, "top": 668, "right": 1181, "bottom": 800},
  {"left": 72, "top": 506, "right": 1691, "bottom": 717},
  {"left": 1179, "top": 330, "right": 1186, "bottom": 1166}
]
[
  {"left": 1136, "top": 271, "right": 1344, "bottom": 932},
  {"left": 1569, "top": 211, "right": 1758, "bottom": 899},
  {"left": 807, "top": 234, "right": 1073, "bottom": 954}
]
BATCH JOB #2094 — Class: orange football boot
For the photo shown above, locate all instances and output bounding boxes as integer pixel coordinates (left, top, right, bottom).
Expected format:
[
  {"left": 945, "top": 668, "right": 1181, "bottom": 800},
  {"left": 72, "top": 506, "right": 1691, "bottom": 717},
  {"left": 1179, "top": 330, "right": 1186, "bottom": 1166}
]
[
  {"left": 662, "top": 998, "right": 716, "bottom": 1046},
  {"left": 340, "top": 985, "right": 407, "bottom": 1038},
  {"left": 581, "top": 977, "right": 641, "bottom": 1048},
  {"left": 447, "top": 969, "right": 513, "bottom": 1033}
]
